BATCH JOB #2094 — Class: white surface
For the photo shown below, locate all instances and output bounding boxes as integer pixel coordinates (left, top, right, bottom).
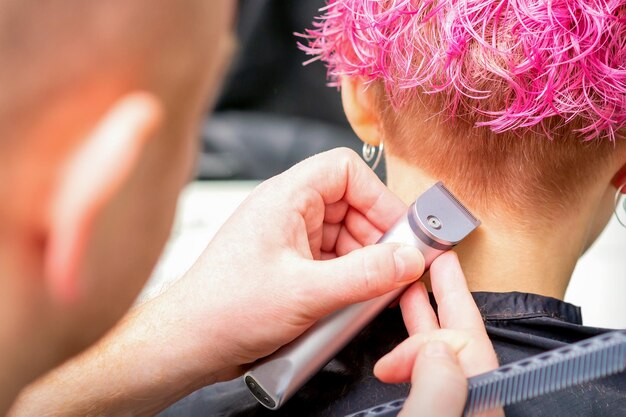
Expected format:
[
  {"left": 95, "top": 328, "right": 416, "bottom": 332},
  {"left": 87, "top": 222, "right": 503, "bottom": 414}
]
[
  {"left": 141, "top": 181, "right": 257, "bottom": 302},
  {"left": 145, "top": 182, "right": 626, "bottom": 328}
]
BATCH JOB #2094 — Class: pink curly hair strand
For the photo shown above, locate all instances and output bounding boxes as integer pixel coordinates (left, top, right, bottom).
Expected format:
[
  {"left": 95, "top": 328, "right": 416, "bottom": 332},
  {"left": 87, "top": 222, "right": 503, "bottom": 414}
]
[{"left": 299, "top": 0, "right": 626, "bottom": 140}]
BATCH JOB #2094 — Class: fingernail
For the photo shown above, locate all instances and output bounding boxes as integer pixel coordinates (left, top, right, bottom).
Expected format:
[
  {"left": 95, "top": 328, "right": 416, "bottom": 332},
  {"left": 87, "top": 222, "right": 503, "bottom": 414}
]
[
  {"left": 423, "top": 341, "right": 454, "bottom": 360},
  {"left": 393, "top": 246, "right": 424, "bottom": 282}
]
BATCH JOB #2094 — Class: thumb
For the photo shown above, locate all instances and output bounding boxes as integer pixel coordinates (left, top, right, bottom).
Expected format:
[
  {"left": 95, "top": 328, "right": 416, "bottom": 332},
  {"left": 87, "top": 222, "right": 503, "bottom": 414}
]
[
  {"left": 304, "top": 243, "right": 425, "bottom": 316},
  {"left": 374, "top": 330, "right": 472, "bottom": 383},
  {"left": 400, "top": 341, "right": 468, "bottom": 417}
]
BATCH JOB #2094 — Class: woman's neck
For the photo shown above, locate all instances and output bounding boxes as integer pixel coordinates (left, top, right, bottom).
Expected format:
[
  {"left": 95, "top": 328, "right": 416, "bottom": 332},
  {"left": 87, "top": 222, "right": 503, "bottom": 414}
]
[{"left": 385, "top": 156, "right": 593, "bottom": 299}]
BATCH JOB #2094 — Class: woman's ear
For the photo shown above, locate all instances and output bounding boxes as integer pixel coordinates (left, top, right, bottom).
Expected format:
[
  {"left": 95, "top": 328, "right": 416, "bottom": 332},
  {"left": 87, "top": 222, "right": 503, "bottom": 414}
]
[
  {"left": 611, "top": 164, "right": 626, "bottom": 192},
  {"left": 340, "top": 77, "right": 383, "bottom": 147},
  {"left": 44, "top": 93, "right": 163, "bottom": 306}
]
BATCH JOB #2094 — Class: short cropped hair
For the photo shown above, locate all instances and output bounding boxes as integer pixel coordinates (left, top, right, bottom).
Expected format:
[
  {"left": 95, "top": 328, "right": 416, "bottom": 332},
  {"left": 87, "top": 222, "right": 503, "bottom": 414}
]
[
  {"left": 301, "top": 0, "right": 626, "bottom": 220},
  {"left": 0, "top": 0, "right": 208, "bottom": 143}
]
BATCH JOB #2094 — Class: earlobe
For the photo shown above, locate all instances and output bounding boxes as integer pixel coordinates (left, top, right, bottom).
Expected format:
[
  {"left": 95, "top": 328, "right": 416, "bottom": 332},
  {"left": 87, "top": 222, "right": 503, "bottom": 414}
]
[
  {"left": 44, "top": 93, "right": 164, "bottom": 305},
  {"left": 611, "top": 164, "right": 626, "bottom": 192},
  {"left": 340, "top": 77, "right": 383, "bottom": 147}
]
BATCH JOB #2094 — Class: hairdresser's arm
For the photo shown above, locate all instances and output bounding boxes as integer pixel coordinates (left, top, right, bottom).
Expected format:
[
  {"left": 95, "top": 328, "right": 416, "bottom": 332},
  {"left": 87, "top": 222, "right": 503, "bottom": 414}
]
[{"left": 9, "top": 148, "right": 425, "bottom": 417}]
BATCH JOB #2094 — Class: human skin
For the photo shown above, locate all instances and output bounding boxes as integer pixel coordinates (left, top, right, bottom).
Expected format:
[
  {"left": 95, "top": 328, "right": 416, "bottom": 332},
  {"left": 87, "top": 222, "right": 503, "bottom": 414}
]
[
  {"left": 340, "top": 76, "right": 626, "bottom": 300},
  {"left": 10, "top": 151, "right": 499, "bottom": 417},
  {"left": 0, "top": 0, "right": 414, "bottom": 414},
  {"left": 335, "top": 73, "right": 625, "bottom": 417},
  {"left": 2, "top": 2, "right": 504, "bottom": 416},
  {"left": 375, "top": 252, "right": 503, "bottom": 417},
  {"left": 0, "top": 0, "right": 237, "bottom": 412},
  {"left": 9, "top": 149, "right": 430, "bottom": 416}
]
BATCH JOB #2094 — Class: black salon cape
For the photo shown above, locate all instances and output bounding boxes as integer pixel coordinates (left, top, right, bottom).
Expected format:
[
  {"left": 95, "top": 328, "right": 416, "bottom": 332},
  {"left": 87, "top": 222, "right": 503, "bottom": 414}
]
[{"left": 159, "top": 292, "right": 626, "bottom": 417}]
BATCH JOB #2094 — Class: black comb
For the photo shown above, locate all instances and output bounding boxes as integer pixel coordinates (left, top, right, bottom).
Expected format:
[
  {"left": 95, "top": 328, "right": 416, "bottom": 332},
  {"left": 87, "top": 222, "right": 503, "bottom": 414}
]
[{"left": 345, "top": 330, "right": 626, "bottom": 417}]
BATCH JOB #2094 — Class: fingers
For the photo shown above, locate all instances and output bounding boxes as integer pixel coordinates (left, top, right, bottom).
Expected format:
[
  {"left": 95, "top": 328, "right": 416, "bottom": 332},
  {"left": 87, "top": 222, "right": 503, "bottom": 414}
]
[
  {"left": 295, "top": 149, "right": 400, "bottom": 257},
  {"left": 430, "top": 252, "right": 500, "bottom": 375},
  {"left": 399, "top": 252, "right": 485, "bottom": 338},
  {"left": 430, "top": 252, "right": 485, "bottom": 333},
  {"left": 283, "top": 148, "right": 407, "bottom": 231},
  {"left": 321, "top": 222, "right": 342, "bottom": 253},
  {"left": 303, "top": 243, "right": 424, "bottom": 315},
  {"left": 400, "top": 281, "right": 439, "bottom": 335},
  {"left": 334, "top": 226, "right": 362, "bottom": 256},
  {"left": 343, "top": 208, "right": 384, "bottom": 245},
  {"left": 399, "top": 341, "right": 468, "bottom": 417},
  {"left": 323, "top": 208, "right": 385, "bottom": 255},
  {"left": 323, "top": 200, "right": 349, "bottom": 224},
  {"left": 374, "top": 330, "right": 471, "bottom": 383}
]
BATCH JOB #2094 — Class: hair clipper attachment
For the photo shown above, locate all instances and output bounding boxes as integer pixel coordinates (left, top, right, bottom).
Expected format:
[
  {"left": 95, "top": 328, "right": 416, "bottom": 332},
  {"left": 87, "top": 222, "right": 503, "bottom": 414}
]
[{"left": 245, "top": 182, "right": 480, "bottom": 409}]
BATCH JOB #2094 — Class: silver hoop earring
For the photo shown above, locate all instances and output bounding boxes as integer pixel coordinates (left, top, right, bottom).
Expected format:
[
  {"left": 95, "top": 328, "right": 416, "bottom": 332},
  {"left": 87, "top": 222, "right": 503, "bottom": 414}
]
[
  {"left": 362, "top": 141, "right": 384, "bottom": 171},
  {"left": 614, "top": 183, "right": 626, "bottom": 228}
]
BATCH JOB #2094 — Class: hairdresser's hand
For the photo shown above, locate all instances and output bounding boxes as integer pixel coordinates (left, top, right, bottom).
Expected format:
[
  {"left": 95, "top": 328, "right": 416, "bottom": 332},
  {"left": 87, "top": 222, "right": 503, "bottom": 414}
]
[
  {"left": 169, "top": 148, "right": 424, "bottom": 377},
  {"left": 9, "top": 148, "right": 425, "bottom": 417},
  {"left": 374, "top": 252, "right": 503, "bottom": 417}
]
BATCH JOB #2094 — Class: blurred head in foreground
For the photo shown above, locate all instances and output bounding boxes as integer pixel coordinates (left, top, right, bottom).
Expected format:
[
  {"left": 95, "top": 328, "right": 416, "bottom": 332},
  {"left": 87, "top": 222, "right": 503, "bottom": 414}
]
[{"left": 0, "top": 0, "right": 234, "bottom": 384}]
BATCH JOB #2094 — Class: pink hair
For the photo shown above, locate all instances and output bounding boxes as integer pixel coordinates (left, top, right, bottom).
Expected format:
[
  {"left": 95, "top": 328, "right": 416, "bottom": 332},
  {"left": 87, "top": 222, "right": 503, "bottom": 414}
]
[{"left": 299, "top": 0, "right": 626, "bottom": 140}]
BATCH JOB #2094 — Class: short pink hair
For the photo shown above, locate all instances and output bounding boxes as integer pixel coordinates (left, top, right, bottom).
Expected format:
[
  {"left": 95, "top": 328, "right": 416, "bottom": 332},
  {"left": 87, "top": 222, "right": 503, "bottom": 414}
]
[{"left": 300, "top": 0, "right": 626, "bottom": 140}]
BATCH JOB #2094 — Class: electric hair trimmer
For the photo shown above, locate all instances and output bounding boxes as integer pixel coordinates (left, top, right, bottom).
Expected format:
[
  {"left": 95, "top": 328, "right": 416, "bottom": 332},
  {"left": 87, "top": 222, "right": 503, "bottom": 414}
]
[{"left": 245, "top": 182, "right": 480, "bottom": 409}]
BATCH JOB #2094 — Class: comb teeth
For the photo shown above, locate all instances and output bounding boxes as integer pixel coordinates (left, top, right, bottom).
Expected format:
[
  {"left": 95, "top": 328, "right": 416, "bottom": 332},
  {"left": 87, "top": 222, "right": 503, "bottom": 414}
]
[
  {"left": 343, "top": 330, "right": 626, "bottom": 417},
  {"left": 464, "top": 330, "right": 626, "bottom": 415},
  {"left": 435, "top": 182, "right": 480, "bottom": 226}
]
